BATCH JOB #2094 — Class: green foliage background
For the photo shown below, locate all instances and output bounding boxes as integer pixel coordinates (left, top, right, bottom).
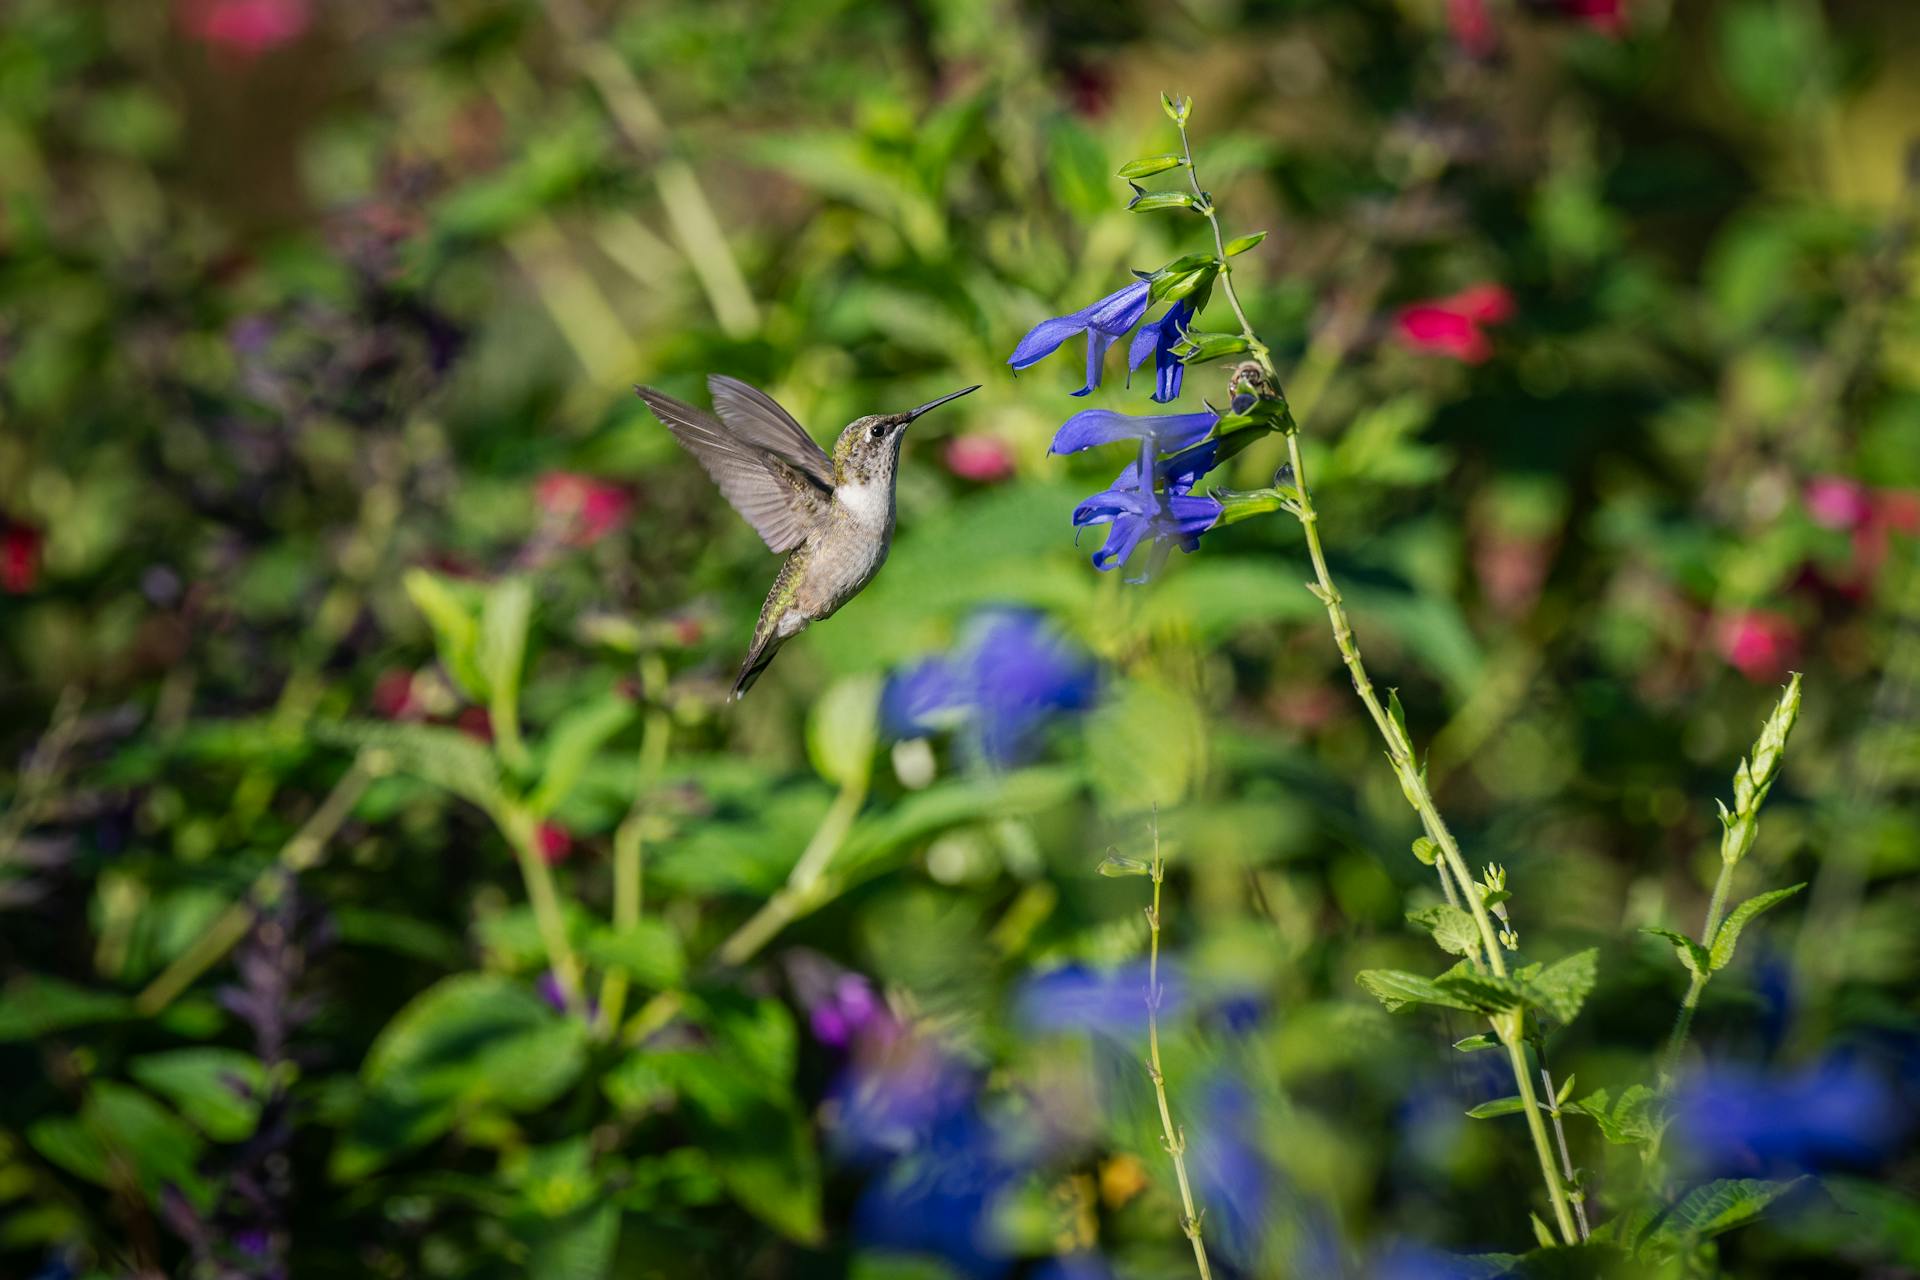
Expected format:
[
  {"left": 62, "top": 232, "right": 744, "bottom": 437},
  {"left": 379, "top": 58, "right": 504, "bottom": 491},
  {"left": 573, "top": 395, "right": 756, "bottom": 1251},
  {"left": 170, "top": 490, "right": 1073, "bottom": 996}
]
[{"left": 2, "top": 0, "right": 1919, "bottom": 1276}]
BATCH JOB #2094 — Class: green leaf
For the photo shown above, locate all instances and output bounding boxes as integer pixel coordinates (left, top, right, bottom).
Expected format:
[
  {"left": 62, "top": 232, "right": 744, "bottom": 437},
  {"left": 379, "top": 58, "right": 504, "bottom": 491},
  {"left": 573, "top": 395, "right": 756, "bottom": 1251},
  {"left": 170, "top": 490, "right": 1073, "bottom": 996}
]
[
  {"left": 1407, "top": 903, "right": 1480, "bottom": 957},
  {"left": 32, "top": 1083, "right": 211, "bottom": 1209},
  {"left": 481, "top": 577, "right": 534, "bottom": 741},
  {"left": 1411, "top": 836, "right": 1440, "bottom": 866},
  {"left": 1571, "top": 1084, "right": 1661, "bottom": 1146},
  {"left": 1127, "top": 186, "right": 1197, "bottom": 213},
  {"left": 525, "top": 1202, "right": 619, "bottom": 1280},
  {"left": 403, "top": 569, "right": 485, "bottom": 698},
  {"left": 1530, "top": 1213, "right": 1558, "bottom": 1250},
  {"left": 806, "top": 674, "right": 881, "bottom": 789},
  {"left": 128, "top": 1048, "right": 267, "bottom": 1143},
  {"left": 1529, "top": 948, "right": 1599, "bottom": 1023},
  {"left": 0, "top": 976, "right": 131, "bottom": 1041},
  {"left": 318, "top": 720, "right": 501, "bottom": 812},
  {"left": 1466, "top": 1096, "right": 1529, "bottom": 1119},
  {"left": 1116, "top": 154, "right": 1185, "bottom": 178},
  {"left": 582, "top": 920, "right": 686, "bottom": 990},
  {"left": 1453, "top": 1032, "right": 1500, "bottom": 1053},
  {"left": 1709, "top": 883, "right": 1805, "bottom": 971},
  {"left": 1097, "top": 854, "right": 1152, "bottom": 877},
  {"left": 1654, "top": 1176, "right": 1806, "bottom": 1244},
  {"left": 1355, "top": 968, "right": 1480, "bottom": 1014},
  {"left": 530, "top": 695, "right": 636, "bottom": 816},
  {"left": 1642, "top": 927, "right": 1710, "bottom": 976},
  {"left": 335, "top": 973, "right": 588, "bottom": 1179},
  {"left": 1223, "top": 230, "right": 1267, "bottom": 256},
  {"left": 1160, "top": 91, "right": 1190, "bottom": 124},
  {"left": 1432, "top": 970, "right": 1535, "bottom": 1015}
]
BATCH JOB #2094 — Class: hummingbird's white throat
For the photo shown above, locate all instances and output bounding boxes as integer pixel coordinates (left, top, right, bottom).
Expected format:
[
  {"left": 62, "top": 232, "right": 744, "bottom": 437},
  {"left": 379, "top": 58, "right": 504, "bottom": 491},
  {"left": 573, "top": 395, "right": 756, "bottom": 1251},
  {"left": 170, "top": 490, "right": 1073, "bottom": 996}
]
[{"left": 835, "top": 481, "right": 891, "bottom": 527}]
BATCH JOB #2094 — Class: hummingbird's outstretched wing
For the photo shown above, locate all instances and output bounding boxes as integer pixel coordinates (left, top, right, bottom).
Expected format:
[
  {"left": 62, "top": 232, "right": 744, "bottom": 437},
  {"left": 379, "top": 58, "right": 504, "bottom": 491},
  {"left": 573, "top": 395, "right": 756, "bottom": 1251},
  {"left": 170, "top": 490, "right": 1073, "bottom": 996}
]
[
  {"left": 707, "top": 375, "right": 834, "bottom": 489},
  {"left": 636, "top": 386, "right": 831, "bottom": 554}
]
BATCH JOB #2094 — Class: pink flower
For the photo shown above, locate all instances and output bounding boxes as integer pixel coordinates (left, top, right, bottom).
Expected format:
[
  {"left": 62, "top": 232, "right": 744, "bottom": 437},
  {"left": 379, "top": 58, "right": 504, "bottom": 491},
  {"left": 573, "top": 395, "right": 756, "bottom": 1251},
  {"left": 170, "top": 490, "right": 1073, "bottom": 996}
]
[
  {"left": 1394, "top": 284, "right": 1515, "bottom": 364},
  {"left": 1804, "top": 475, "right": 1875, "bottom": 531},
  {"left": 455, "top": 706, "right": 494, "bottom": 743},
  {"left": 537, "top": 823, "right": 573, "bottom": 865},
  {"left": 1715, "top": 610, "right": 1799, "bottom": 682},
  {"left": 1550, "top": 0, "right": 1628, "bottom": 36},
  {"left": 535, "top": 472, "right": 633, "bottom": 547},
  {"left": 371, "top": 668, "right": 420, "bottom": 720},
  {"left": 1449, "top": 0, "right": 1499, "bottom": 57},
  {"left": 178, "top": 0, "right": 309, "bottom": 57},
  {"left": 1, "top": 523, "right": 41, "bottom": 594},
  {"left": 943, "top": 435, "right": 1016, "bottom": 484}
]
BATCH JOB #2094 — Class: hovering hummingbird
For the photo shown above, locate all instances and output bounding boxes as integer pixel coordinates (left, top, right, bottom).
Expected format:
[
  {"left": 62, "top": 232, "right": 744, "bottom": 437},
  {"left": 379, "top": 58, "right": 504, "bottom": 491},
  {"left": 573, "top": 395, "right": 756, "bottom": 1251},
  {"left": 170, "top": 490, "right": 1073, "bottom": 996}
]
[{"left": 636, "top": 376, "right": 979, "bottom": 698}]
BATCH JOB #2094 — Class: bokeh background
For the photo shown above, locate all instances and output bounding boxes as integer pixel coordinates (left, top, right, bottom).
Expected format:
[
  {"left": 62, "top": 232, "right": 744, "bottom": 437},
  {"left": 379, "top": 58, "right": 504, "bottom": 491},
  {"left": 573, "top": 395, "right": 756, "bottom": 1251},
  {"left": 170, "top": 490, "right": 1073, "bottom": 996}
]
[{"left": 4, "top": 0, "right": 1920, "bottom": 1276}]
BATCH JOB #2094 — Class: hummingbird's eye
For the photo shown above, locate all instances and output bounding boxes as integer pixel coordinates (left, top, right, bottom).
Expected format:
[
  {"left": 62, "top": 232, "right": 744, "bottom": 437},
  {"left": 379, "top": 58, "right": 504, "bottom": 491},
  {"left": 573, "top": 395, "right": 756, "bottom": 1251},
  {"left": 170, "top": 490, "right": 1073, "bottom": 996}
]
[{"left": 868, "top": 423, "right": 885, "bottom": 441}]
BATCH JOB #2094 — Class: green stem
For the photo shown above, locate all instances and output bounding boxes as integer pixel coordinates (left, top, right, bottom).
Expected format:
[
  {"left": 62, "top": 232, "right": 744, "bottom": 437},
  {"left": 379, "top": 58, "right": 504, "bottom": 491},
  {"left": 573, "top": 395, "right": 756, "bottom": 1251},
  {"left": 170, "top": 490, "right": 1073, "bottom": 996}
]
[
  {"left": 500, "top": 803, "right": 587, "bottom": 1019},
  {"left": 598, "top": 707, "right": 671, "bottom": 1035},
  {"left": 1144, "top": 822, "right": 1214, "bottom": 1280},
  {"left": 1535, "top": 1048, "right": 1592, "bottom": 1240},
  {"left": 1175, "top": 108, "right": 1576, "bottom": 1245},
  {"left": 1659, "top": 855, "right": 1738, "bottom": 1087},
  {"left": 715, "top": 774, "right": 868, "bottom": 967}
]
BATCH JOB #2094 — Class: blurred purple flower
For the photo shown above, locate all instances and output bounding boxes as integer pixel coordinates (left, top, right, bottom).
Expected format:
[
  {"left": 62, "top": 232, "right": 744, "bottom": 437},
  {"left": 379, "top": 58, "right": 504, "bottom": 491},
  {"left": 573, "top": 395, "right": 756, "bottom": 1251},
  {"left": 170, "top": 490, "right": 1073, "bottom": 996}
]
[
  {"left": 882, "top": 608, "right": 1098, "bottom": 765},
  {"left": 1370, "top": 1243, "right": 1512, "bottom": 1280},
  {"left": 536, "top": 971, "right": 597, "bottom": 1023},
  {"left": 1190, "top": 1076, "right": 1275, "bottom": 1268},
  {"left": 1008, "top": 281, "right": 1152, "bottom": 397},
  {"left": 1671, "top": 1053, "right": 1907, "bottom": 1174},
  {"left": 811, "top": 973, "right": 892, "bottom": 1049},
  {"left": 831, "top": 1032, "right": 979, "bottom": 1163},
  {"left": 1013, "top": 961, "right": 1186, "bottom": 1040}
]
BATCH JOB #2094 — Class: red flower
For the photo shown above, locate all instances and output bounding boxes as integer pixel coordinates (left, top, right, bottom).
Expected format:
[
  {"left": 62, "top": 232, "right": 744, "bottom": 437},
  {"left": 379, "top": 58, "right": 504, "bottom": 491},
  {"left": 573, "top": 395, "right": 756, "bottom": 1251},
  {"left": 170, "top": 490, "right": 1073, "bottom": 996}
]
[
  {"left": 536, "top": 472, "right": 633, "bottom": 547},
  {"left": 371, "top": 668, "right": 420, "bottom": 720},
  {"left": 1394, "top": 284, "right": 1515, "bottom": 364},
  {"left": 178, "top": 0, "right": 309, "bottom": 57},
  {"left": 1, "top": 523, "right": 42, "bottom": 595},
  {"left": 537, "top": 823, "right": 573, "bottom": 865},
  {"left": 1715, "top": 610, "right": 1799, "bottom": 683},
  {"left": 455, "top": 706, "right": 494, "bottom": 743},
  {"left": 942, "top": 435, "right": 1016, "bottom": 484},
  {"left": 1550, "top": 0, "right": 1627, "bottom": 36},
  {"left": 1877, "top": 489, "right": 1920, "bottom": 536},
  {"left": 1449, "top": 0, "right": 1499, "bottom": 57}
]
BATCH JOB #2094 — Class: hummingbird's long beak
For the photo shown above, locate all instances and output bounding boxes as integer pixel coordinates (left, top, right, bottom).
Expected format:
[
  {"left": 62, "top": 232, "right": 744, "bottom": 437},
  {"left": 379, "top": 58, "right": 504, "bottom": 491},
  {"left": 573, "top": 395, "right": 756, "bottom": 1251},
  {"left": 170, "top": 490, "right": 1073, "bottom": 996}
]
[{"left": 901, "top": 384, "right": 981, "bottom": 423}]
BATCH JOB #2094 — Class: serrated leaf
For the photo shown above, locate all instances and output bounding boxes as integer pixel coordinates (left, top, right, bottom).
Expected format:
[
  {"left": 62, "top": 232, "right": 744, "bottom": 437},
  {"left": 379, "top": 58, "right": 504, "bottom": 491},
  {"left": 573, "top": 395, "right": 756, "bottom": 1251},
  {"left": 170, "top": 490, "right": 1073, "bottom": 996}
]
[
  {"left": 1432, "top": 970, "right": 1533, "bottom": 1014},
  {"left": 1642, "top": 927, "right": 1709, "bottom": 976},
  {"left": 1223, "top": 230, "right": 1267, "bottom": 256},
  {"left": 1655, "top": 1176, "right": 1806, "bottom": 1243},
  {"left": 1530, "top": 948, "right": 1598, "bottom": 1023},
  {"left": 1117, "top": 153, "right": 1185, "bottom": 178},
  {"left": 1466, "top": 1096, "right": 1529, "bottom": 1119},
  {"left": 1407, "top": 903, "right": 1480, "bottom": 957},
  {"left": 1709, "top": 883, "right": 1805, "bottom": 970},
  {"left": 1355, "top": 969, "right": 1480, "bottom": 1014},
  {"left": 530, "top": 695, "right": 636, "bottom": 816}
]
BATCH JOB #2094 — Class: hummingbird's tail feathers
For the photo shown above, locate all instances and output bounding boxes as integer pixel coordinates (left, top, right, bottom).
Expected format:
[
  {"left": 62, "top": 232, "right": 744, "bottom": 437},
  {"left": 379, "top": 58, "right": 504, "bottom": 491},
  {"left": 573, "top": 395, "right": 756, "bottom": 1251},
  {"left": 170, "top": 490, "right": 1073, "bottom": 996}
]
[{"left": 732, "top": 632, "right": 787, "bottom": 700}]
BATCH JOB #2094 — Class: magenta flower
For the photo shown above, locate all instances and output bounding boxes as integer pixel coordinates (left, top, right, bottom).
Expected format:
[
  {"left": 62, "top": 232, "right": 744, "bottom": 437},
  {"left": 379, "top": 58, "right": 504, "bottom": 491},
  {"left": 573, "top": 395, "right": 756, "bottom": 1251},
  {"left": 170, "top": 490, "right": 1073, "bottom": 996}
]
[
  {"left": 1394, "top": 284, "right": 1515, "bottom": 364},
  {"left": 178, "top": 0, "right": 310, "bottom": 57},
  {"left": 1, "top": 522, "right": 41, "bottom": 595},
  {"left": 536, "top": 472, "right": 633, "bottom": 547},
  {"left": 943, "top": 435, "right": 1017, "bottom": 484},
  {"left": 1805, "top": 475, "right": 1876, "bottom": 531},
  {"left": 1715, "top": 610, "right": 1800, "bottom": 682}
]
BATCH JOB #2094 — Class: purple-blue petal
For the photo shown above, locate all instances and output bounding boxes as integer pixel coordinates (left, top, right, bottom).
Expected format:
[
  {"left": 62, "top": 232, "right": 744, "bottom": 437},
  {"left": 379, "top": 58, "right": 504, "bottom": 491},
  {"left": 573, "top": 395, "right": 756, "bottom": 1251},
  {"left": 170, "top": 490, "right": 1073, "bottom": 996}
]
[
  {"left": 1085, "top": 281, "right": 1152, "bottom": 336},
  {"left": 1049, "top": 407, "right": 1217, "bottom": 456},
  {"left": 1008, "top": 313, "right": 1090, "bottom": 371}
]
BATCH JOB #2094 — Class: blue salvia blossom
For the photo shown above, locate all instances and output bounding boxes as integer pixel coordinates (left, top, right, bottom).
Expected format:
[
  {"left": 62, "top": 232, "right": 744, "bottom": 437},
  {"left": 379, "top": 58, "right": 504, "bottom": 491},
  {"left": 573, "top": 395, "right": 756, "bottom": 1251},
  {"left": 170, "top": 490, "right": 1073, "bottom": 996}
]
[
  {"left": 1049, "top": 407, "right": 1224, "bottom": 580},
  {"left": 1129, "top": 297, "right": 1196, "bottom": 402},
  {"left": 1007, "top": 280, "right": 1151, "bottom": 396},
  {"left": 882, "top": 608, "right": 1098, "bottom": 765}
]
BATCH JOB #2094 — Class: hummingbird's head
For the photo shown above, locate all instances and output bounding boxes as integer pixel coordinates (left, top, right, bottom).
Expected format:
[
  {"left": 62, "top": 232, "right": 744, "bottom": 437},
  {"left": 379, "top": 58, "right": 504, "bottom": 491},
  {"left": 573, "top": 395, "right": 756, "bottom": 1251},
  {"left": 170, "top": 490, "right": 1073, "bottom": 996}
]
[{"left": 833, "top": 385, "right": 980, "bottom": 485}]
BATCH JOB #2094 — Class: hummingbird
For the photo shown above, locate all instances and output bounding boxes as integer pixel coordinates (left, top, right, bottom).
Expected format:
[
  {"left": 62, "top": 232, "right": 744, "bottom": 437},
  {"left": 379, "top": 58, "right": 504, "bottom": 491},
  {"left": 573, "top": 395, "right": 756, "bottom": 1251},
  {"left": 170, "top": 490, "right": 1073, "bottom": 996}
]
[{"left": 636, "top": 376, "right": 979, "bottom": 698}]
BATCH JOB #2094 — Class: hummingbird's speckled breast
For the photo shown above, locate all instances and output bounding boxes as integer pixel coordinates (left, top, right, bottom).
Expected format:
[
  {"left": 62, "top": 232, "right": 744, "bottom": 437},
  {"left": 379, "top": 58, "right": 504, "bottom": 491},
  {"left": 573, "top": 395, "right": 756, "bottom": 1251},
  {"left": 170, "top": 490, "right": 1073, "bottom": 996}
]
[{"left": 793, "top": 481, "right": 895, "bottom": 620}]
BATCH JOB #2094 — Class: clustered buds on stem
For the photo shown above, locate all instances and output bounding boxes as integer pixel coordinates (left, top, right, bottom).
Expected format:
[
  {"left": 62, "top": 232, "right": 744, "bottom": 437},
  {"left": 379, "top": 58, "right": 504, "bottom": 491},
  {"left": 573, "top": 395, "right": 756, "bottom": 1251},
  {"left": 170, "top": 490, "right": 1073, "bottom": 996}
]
[{"left": 1720, "top": 672, "right": 1802, "bottom": 867}]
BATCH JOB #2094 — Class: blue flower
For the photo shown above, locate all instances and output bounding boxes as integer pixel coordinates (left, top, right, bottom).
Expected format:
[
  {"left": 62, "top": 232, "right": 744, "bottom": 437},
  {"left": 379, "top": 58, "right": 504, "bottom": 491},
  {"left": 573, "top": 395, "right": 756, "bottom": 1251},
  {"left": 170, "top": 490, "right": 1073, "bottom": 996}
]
[
  {"left": 1670, "top": 1052, "right": 1907, "bottom": 1174},
  {"left": 1129, "top": 297, "right": 1195, "bottom": 402},
  {"left": 1012, "top": 960, "right": 1187, "bottom": 1039},
  {"left": 882, "top": 608, "right": 1099, "bottom": 765},
  {"left": 1008, "top": 281, "right": 1152, "bottom": 396},
  {"left": 1050, "top": 407, "right": 1225, "bottom": 579},
  {"left": 1190, "top": 1075, "right": 1275, "bottom": 1267}
]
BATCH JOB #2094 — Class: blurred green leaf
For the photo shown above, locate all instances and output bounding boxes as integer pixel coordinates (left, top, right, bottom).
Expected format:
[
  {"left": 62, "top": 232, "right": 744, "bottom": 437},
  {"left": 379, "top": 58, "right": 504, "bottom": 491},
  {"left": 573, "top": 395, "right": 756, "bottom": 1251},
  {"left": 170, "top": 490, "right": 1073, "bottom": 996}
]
[
  {"left": 582, "top": 920, "right": 686, "bottom": 990},
  {"left": 807, "top": 674, "right": 881, "bottom": 789},
  {"left": 0, "top": 975, "right": 130, "bottom": 1041},
  {"left": 1529, "top": 948, "right": 1599, "bottom": 1023},
  {"left": 1407, "top": 903, "right": 1479, "bottom": 957},
  {"left": 1466, "top": 1095, "right": 1528, "bottom": 1119},
  {"left": 128, "top": 1048, "right": 267, "bottom": 1143},
  {"left": 404, "top": 569, "right": 486, "bottom": 699},
  {"left": 530, "top": 695, "right": 636, "bottom": 816},
  {"left": 319, "top": 721, "right": 502, "bottom": 812},
  {"left": 1355, "top": 968, "right": 1480, "bottom": 1014},
  {"left": 1651, "top": 1176, "right": 1806, "bottom": 1247}
]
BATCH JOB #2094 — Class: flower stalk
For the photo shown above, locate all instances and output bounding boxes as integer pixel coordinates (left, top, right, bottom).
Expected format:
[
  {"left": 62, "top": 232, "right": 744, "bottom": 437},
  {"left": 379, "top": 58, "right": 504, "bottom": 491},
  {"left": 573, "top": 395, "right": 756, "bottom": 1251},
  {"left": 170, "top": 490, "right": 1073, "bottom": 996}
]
[{"left": 1168, "top": 98, "right": 1581, "bottom": 1245}]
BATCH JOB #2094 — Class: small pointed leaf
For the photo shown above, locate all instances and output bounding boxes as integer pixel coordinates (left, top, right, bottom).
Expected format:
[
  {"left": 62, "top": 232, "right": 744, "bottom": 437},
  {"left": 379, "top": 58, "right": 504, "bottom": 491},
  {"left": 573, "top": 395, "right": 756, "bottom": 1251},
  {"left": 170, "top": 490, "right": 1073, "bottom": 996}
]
[
  {"left": 1117, "top": 154, "right": 1186, "bottom": 178},
  {"left": 1709, "top": 883, "right": 1805, "bottom": 971},
  {"left": 1223, "top": 231, "right": 1268, "bottom": 256}
]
